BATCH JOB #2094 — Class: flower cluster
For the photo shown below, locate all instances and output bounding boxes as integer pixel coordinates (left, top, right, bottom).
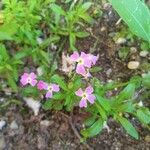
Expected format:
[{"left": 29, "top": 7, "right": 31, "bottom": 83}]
[
  {"left": 20, "top": 52, "right": 97, "bottom": 108},
  {"left": 70, "top": 52, "right": 98, "bottom": 77},
  {"left": 20, "top": 72, "right": 60, "bottom": 99}
]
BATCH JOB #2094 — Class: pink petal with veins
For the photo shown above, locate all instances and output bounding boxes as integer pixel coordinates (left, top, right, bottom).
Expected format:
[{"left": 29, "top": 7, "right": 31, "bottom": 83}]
[
  {"left": 75, "top": 88, "right": 83, "bottom": 97},
  {"left": 79, "top": 98, "right": 87, "bottom": 108},
  {"left": 70, "top": 52, "right": 79, "bottom": 61},
  {"left": 87, "top": 94, "right": 96, "bottom": 104},
  {"left": 51, "top": 84, "right": 60, "bottom": 92},
  {"left": 85, "top": 86, "right": 93, "bottom": 94}
]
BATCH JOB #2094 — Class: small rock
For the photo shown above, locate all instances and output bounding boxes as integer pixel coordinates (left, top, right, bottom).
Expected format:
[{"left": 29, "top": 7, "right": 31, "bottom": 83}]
[
  {"left": 138, "top": 101, "right": 143, "bottom": 107},
  {"left": 37, "top": 37, "right": 43, "bottom": 45},
  {"left": 0, "top": 135, "right": 6, "bottom": 149},
  {"left": 0, "top": 120, "right": 6, "bottom": 130},
  {"left": 127, "top": 61, "right": 140, "bottom": 69},
  {"left": 145, "top": 135, "right": 150, "bottom": 143},
  {"left": 130, "top": 47, "right": 137, "bottom": 53},
  {"left": 106, "top": 68, "right": 112, "bottom": 77},
  {"left": 116, "top": 38, "right": 126, "bottom": 45},
  {"left": 10, "top": 120, "right": 18, "bottom": 130},
  {"left": 40, "top": 120, "right": 54, "bottom": 127},
  {"left": 24, "top": 97, "right": 41, "bottom": 116},
  {"left": 37, "top": 67, "right": 44, "bottom": 76},
  {"left": 100, "top": 26, "right": 106, "bottom": 32},
  {"left": 51, "top": 43, "right": 57, "bottom": 50},
  {"left": 140, "top": 51, "right": 149, "bottom": 57}
]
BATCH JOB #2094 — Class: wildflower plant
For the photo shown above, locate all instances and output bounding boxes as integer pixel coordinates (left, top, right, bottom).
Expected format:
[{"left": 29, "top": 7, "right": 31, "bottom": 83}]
[{"left": 20, "top": 51, "right": 150, "bottom": 140}]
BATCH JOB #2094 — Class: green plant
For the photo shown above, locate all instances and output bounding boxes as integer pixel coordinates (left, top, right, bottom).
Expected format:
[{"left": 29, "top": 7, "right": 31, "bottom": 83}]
[
  {"left": 0, "top": 44, "right": 23, "bottom": 91},
  {"left": 49, "top": 1, "right": 93, "bottom": 50},
  {"left": 110, "top": 0, "right": 150, "bottom": 43}
]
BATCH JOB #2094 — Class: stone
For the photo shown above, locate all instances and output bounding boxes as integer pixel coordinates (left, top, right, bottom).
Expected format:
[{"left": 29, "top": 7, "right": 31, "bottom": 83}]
[
  {"left": 10, "top": 120, "right": 18, "bottom": 130},
  {"left": 24, "top": 97, "right": 41, "bottom": 116},
  {"left": 130, "top": 47, "right": 137, "bottom": 53},
  {"left": 127, "top": 61, "right": 140, "bottom": 69},
  {"left": 116, "top": 38, "right": 126, "bottom": 45},
  {"left": 40, "top": 120, "right": 54, "bottom": 127},
  {"left": 140, "top": 51, "right": 149, "bottom": 57},
  {"left": 0, "top": 120, "right": 6, "bottom": 130}
]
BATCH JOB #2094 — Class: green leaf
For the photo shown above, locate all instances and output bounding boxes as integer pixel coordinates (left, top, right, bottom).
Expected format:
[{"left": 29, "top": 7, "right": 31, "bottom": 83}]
[
  {"left": 90, "top": 67, "right": 102, "bottom": 73},
  {"left": 14, "top": 48, "right": 32, "bottom": 59},
  {"left": 117, "top": 116, "right": 139, "bottom": 139},
  {"left": 96, "top": 95, "right": 111, "bottom": 112},
  {"left": 51, "top": 74, "right": 68, "bottom": 91},
  {"left": 50, "top": 3, "right": 66, "bottom": 15},
  {"left": 81, "top": 119, "right": 103, "bottom": 138},
  {"left": 137, "top": 109, "right": 150, "bottom": 124},
  {"left": 110, "top": 0, "right": 150, "bottom": 42},
  {"left": 53, "top": 92, "right": 66, "bottom": 100},
  {"left": 22, "top": 87, "right": 39, "bottom": 97},
  {"left": 75, "top": 31, "right": 90, "bottom": 38},
  {"left": 42, "top": 100, "right": 52, "bottom": 110},
  {"left": 0, "top": 44, "right": 9, "bottom": 60},
  {"left": 118, "top": 83, "right": 135, "bottom": 101},
  {"left": 69, "top": 33, "right": 77, "bottom": 51},
  {"left": 84, "top": 115, "right": 97, "bottom": 127},
  {"left": 142, "top": 72, "right": 150, "bottom": 88},
  {"left": 0, "top": 32, "right": 12, "bottom": 40},
  {"left": 7, "top": 74, "right": 18, "bottom": 92},
  {"left": 81, "top": 2, "right": 92, "bottom": 12}
]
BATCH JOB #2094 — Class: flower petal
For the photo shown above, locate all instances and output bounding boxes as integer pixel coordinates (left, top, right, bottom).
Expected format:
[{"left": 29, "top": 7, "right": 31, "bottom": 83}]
[
  {"left": 88, "top": 54, "right": 99, "bottom": 65},
  {"left": 85, "top": 86, "right": 93, "bottom": 94},
  {"left": 51, "top": 84, "right": 60, "bottom": 92},
  {"left": 70, "top": 52, "right": 79, "bottom": 61},
  {"left": 75, "top": 88, "right": 83, "bottom": 97},
  {"left": 37, "top": 81, "right": 47, "bottom": 90},
  {"left": 45, "top": 91, "right": 53, "bottom": 98},
  {"left": 80, "top": 52, "right": 91, "bottom": 68},
  {"left": 30, "top": 72, "right": 37, "bottom": 79},
  {"left": 76, "top": 64, "right": 86, "bottom": 75},
  {"left": 87, "top": 94, "right": 96, "bottom": 104},
  {"left": 30, "top": 79, "right": 37, "bottom": 87},
  {"left": 79, "top": 98, "right": 87, "bottom": 108},
  {"left": 20, "top": 78, "right": 28, "bottom": 86}
]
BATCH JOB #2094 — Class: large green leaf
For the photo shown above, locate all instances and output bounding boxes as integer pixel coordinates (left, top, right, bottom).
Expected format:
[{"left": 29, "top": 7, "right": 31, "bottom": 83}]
[
  {"left": 137, "top": 109, "right": 150, "bottom": 124},
  {"left": 117, "top": 116, "right": 139, "bottom": 139},
  {"left": 81, "top": 118, "right": 103, "bottom": 138},
  {"left": 110, "top": 0, "right": 150, "bottom": 42}
]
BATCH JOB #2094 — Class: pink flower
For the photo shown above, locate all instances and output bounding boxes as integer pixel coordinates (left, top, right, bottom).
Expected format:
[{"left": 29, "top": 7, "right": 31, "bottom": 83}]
[
  {"left": 75, "top": 86, "right": 96, "bottom": 108},
  {"left": 70, "top": 52, "right": 98, "bottom": 76},
  {"left": 70, "top": 52, "right": 91, "bottom": 76},
  {"left": 88, "top": 54, "right": 99, "bottom": 65},
  {"left": 37, "top": 80, "right": 47, "bottom": 90},
  {"left": 44, "top": 83, "right": 60, "bottom": 98},
  {"left": 20, "top": 72, "right": 37, "bottom": 86}
]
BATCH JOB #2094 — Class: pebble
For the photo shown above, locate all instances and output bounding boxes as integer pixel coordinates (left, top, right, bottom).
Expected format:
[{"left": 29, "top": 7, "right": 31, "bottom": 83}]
[
  {"left": 116, "top": 38, "right": 126, "bottom": 45},
  {"left": 0, "top": 135, "right": 6, "bottom": 149},
  {"left": 140, "top": 51, "right": 149, "bottom": 57},
  {"left": 37, "top": 66, "right": 44, "bottom": 76},
  {"left": 145, "top": 135, "right": 150, "bottom": 143},
  {"left": 0, "top": 120, "right": 6, "bottom": 130},
  {"left": 127, "top": 61, "right": 140, "bottom": 69},
  {"left": 40, "top": 120, "right": 54, "bottom": 127},
  {"left": 24, "top": 97, "right": 41, "bottom": 116},
  {"left": 130, "top": 47, "right": 137, "bottom": 53},
  {"left": 106, "top": 68, "right": 112, "bottom": 77},
  {"left": 10, "top": 120, "right": 18, "bottom": 130},
  {"left": 37, "top": 37, "right": 43, "bottom": 45}
]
